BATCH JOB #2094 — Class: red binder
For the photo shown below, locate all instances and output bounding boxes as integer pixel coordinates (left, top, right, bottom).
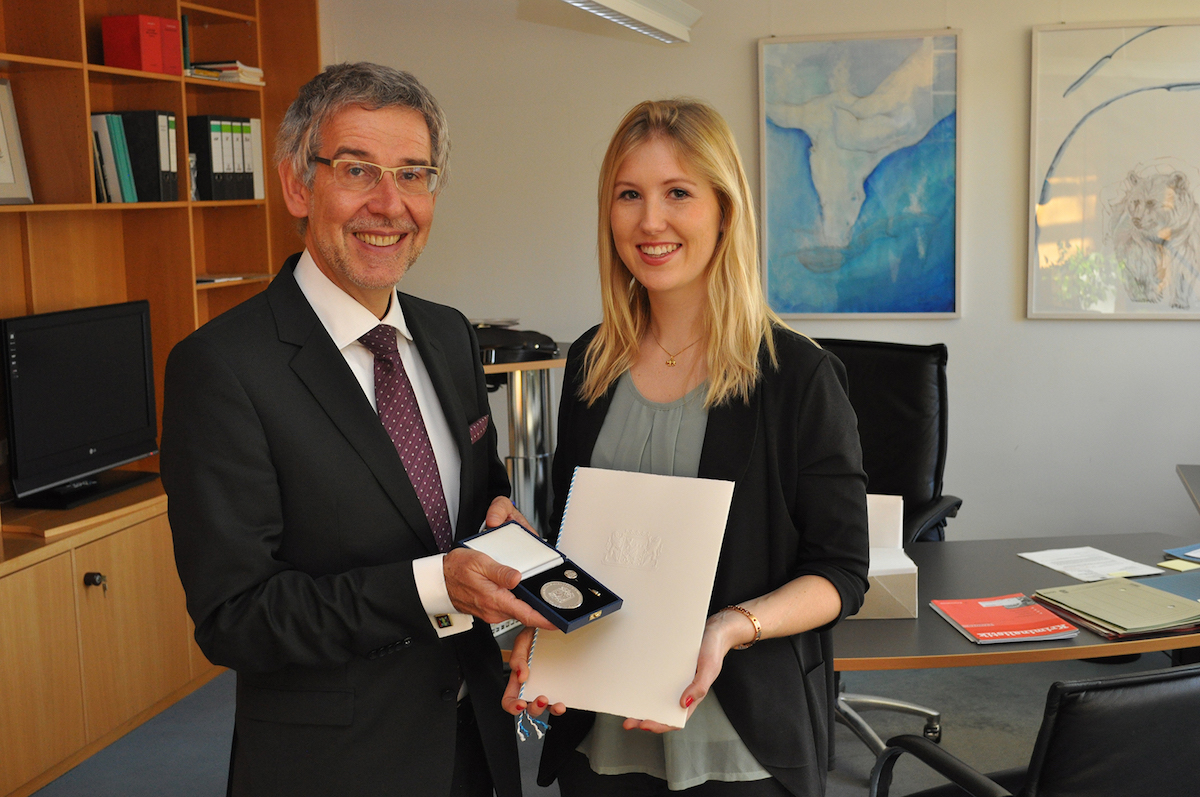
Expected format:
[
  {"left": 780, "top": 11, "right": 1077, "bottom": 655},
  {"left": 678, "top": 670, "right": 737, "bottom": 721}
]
[
  {"left": 101, "top": 15, "right": 164, "bottom": 73},
  {"left": 159, "top": 17, "right": 183, "bottom": 76}
]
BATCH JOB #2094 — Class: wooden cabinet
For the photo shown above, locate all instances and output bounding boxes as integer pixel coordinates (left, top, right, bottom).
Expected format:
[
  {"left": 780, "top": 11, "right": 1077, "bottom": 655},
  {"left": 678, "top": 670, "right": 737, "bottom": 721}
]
[
  {"left": 0, "top": 482, "right": 219, "bottom": 797},
  {"left": 0, "top": 0, "right": 320, "bottom": 442},
  {"left": 0, "top": 553, "right": 87, "bottom": 797},
  {"left": 75, "top": 513, "right": 192, "bottom": 741}
]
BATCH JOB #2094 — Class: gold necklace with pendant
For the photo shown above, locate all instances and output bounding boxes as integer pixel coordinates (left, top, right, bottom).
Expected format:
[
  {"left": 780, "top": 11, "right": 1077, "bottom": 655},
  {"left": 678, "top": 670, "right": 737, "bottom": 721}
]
[{"left": 650, "top": 329, "right": 702, "bottom": 367}]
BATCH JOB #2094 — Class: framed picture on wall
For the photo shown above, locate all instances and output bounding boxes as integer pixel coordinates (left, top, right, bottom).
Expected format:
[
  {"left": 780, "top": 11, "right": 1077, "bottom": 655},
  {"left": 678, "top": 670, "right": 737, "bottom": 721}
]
[
  {"left": 1028, "top": 21, "right": 1200, "bottom": 319},
  {"left": 759, "top": 30, "right": 960, "bottom": 318},
  {"left": 0, "top": 79, "right": 33, "bottom": 204}
]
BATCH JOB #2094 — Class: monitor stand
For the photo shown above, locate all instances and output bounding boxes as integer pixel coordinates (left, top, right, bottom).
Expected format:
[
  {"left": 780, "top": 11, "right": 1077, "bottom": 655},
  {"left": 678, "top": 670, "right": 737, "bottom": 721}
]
[{"left": 15, "top": 469, "right": 159, "bottom": 511}]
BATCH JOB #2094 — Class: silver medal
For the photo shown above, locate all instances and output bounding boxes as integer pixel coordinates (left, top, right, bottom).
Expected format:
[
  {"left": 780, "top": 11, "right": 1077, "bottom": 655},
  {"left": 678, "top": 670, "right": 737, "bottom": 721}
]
[{"left": 541, "top": 580, "right": 584, "bottom": 610}]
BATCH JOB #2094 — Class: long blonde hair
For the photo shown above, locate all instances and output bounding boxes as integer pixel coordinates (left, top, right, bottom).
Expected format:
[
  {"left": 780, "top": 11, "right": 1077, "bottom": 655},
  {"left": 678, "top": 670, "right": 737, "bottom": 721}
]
[{"left": 579, "top": 99, "right": 781, "bottom": 407}]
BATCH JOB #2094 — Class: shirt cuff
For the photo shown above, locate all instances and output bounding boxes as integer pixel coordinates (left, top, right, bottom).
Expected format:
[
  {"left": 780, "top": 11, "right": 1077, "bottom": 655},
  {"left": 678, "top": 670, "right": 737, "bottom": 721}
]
[{"left": 413, "top": 553, "right": 474, "bottom": 638}]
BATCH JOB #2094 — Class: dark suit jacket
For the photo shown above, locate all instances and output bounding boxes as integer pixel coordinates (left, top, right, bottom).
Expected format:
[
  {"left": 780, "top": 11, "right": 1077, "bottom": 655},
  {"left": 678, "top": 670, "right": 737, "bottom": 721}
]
[
  {"left": 537, "top": 325, "right": 870, "bottom": 797},
  {"left": 161, "top": 254, "right": 520, "bottom": 797}
]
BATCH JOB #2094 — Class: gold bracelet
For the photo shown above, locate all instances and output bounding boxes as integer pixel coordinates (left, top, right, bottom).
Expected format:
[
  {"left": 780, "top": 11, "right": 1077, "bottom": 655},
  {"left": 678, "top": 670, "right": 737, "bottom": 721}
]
[{"left": 724, "top": 605, "right": 761, "bottom": 650}]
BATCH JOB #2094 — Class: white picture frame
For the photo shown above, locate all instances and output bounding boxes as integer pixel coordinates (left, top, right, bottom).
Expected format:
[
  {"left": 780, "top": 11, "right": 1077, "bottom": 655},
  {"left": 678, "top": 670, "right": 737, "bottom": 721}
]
[
  {"left": 0, "top": 79, "right": 33, "bottom": 205},
  {"left": 1028, "top": 20, "right": 1200, "bottom": 319},
  {"left": 759, "top": 30, "right": 961, "bottom": 318}
]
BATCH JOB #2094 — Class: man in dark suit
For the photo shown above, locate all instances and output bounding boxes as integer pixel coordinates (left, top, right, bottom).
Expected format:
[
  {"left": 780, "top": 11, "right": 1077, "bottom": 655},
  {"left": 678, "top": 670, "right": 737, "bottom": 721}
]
[{"left": 161, "top": 63, "right": 550, "bottom": 796}]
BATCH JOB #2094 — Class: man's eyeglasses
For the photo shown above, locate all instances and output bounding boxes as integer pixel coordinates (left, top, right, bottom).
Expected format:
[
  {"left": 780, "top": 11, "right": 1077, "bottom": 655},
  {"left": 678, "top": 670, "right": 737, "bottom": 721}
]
[{"left": 312, "top": 157, "right": 440, "bottom": 195}]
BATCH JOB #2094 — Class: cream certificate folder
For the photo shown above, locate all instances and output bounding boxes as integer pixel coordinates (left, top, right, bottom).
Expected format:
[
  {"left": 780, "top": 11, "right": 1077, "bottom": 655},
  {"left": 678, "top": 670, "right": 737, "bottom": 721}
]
[{"left": 523, "top": 466, "right": 734, "bottom": 727}]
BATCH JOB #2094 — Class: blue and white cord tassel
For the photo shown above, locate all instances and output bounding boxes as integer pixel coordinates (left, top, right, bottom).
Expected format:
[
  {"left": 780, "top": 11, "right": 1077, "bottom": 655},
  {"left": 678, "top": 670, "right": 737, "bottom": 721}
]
[{"left": 515, "top": 630, "right": 549, "bottom": 741}]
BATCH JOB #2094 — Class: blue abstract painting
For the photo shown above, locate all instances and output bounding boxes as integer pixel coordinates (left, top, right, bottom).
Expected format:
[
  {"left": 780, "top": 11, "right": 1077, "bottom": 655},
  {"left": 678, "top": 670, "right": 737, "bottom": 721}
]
[{"left": 760, "top": 33, "right": 959, "bottom": 316}]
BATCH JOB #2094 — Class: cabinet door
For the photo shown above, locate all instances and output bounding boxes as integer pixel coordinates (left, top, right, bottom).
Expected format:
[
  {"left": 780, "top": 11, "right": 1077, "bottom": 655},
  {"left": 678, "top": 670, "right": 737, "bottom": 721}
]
[
  {"left": 0, "top": 554, "right": 87, "bottom": 795},
  {"left": 75, "top": 514, "right": 191, "bottom": 741}
]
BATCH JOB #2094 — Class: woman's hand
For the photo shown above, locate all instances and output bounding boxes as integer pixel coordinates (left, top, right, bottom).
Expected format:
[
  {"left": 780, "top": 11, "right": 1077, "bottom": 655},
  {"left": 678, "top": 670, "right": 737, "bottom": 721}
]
[
  {"left": 502, "top": 627, "right": 567, "bottom": 718},
  {"left": 620, "top": 608, "right": 756, "bottom": 734}
]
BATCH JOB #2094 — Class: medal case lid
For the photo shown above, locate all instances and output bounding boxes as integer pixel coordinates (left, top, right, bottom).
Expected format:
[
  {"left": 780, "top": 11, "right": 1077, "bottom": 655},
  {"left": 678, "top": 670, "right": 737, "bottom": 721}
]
[{"left": 459, "top": 521, "right": 564, "bottom": 579}]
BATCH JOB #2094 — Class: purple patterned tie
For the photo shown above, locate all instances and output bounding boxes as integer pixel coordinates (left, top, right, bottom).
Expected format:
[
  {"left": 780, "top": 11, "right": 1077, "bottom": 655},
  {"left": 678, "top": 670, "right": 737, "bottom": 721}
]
[{"left": 359, "top": 324, "right": 453, "bottom": 552}]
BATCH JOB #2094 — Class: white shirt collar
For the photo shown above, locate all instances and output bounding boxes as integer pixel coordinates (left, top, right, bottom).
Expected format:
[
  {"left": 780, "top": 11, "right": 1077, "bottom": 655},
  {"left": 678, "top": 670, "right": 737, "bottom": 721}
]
[{"left": 293, "top": 250, "right": 413, "bottom": 349}]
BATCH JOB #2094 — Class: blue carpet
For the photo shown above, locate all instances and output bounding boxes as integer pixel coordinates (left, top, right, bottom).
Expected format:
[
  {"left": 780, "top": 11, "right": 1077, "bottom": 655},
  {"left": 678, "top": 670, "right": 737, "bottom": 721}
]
[{"left": 34, "top": 671, "right": 235, "bottom": 796}]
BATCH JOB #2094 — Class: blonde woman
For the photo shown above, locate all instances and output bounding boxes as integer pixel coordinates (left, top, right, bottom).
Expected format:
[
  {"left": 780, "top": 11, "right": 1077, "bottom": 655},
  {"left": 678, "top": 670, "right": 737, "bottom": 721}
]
[{"left": 505, "top": 99, "right": 869, "bottom": 796}]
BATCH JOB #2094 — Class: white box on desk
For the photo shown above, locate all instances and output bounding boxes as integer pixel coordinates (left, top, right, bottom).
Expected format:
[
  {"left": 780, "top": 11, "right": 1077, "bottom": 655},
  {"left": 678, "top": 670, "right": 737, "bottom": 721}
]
[{"left": 849, "top": 494, "right": 918, "bottom": 619}]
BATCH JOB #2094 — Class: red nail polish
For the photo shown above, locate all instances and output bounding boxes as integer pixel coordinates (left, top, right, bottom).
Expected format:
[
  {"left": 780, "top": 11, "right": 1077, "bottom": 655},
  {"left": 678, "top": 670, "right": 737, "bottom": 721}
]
[
  {"left": 536, "top": 698, "right": 548, "bottom": 708},
  {"left": 685, "top": 696, "right": 694, "bottom": 708}
]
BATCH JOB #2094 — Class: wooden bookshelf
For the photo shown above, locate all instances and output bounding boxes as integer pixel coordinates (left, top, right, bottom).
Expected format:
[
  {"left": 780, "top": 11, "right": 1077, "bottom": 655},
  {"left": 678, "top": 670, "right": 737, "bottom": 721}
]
[
  {"left": 0, "top": 0, "right": 319, "bottom": 429},
  {"left": 0, "top": 1, "right": 319, "bottom": 794}
]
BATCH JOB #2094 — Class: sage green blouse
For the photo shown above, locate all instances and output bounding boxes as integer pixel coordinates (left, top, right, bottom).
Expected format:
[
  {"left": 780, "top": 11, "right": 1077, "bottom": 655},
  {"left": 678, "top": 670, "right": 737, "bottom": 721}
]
[{"left": 576, "top": 372, "right": 771, "bottom": 789}]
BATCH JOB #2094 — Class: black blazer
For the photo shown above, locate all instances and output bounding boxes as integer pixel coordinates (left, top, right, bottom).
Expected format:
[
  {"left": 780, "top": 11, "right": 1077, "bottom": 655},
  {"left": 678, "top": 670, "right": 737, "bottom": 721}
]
[
  {"left": 538, "top": 325, "right": 870, "bottom": 797},
  {"left": 161, "top": 255, "right": 520, "bottom": 797}
]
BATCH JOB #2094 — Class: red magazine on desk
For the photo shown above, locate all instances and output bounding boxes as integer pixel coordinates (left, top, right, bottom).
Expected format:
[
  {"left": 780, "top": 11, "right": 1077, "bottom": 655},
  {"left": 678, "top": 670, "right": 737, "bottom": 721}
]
[{"left": 931, "top": 593, "right": 1079, "bottom": 644}]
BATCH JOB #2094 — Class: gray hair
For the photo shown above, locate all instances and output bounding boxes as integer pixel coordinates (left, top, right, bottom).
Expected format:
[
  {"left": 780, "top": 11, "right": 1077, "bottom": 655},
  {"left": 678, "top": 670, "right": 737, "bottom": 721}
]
[{"left": 275, "top": 62, "right": 450, "bottom": 193}]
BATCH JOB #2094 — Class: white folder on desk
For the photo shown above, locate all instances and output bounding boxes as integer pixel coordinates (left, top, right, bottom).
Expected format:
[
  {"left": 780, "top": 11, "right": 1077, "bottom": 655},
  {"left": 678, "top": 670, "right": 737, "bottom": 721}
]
[{"left": 523, "top": 467, "right": 734, "bottom": 727}]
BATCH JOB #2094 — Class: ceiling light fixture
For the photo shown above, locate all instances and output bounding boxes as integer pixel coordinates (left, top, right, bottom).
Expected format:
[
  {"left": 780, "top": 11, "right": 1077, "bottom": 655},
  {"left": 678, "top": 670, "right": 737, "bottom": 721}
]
[{"left": 560, "top": 0, "right": 702, "bottom": 44}]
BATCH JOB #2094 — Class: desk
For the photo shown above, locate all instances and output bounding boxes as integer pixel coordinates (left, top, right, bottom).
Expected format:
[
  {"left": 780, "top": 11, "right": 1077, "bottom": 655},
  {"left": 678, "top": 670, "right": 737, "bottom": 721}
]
[
  {"left": 483, "top": 357, "right": 566, "bottom": 534},
  {"left": 1180, "top": 465, "right": 1200, "bottom": 516},
  {"left": 834, "top": 532, "right": 1200, "bottom": 671}
]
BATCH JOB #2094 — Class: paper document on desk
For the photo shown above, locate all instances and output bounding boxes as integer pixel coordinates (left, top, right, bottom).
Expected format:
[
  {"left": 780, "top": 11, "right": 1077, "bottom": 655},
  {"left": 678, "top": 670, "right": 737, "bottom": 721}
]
[
  {"left": 1018, "top": 546, "right": 1162, "bottom": 582},
  {"left": 522, "top": 467, "right": 734, "bottom": 727}
]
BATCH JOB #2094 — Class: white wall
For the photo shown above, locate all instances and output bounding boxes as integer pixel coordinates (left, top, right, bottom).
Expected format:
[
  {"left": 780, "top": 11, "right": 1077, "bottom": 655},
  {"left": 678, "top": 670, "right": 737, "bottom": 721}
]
[{"left": 320, "top": 0, "right": 1200, "bottom": 541}]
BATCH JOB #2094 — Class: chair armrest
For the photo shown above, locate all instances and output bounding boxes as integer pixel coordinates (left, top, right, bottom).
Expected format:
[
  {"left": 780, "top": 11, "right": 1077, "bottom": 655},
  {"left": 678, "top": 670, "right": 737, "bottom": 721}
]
[
  {"left": 905, "top": 495, "right": 962, "bottom": 543},
  {"left": 868, "top": 735, "right": 1012, "bottom": 797}
]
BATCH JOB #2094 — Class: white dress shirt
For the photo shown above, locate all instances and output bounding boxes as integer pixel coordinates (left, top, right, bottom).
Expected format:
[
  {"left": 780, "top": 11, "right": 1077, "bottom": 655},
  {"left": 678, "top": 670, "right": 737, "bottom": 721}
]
[{"left": 294, "top": 250, "right": 472, "bottom": 637}]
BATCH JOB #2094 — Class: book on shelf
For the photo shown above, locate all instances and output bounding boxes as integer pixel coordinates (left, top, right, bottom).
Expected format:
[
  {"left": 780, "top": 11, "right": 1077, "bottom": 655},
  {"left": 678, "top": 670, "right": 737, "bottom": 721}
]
[
  {"left": 930, "top": 594, "right": 1079, "bottom": 644},
  {"left": 220, "top": 119, "right": 236, "bottom": 197},
  {"left": 91, "top": 132, "right": 109, "bottom": 202},
  {"left": 229, "top": 119, "right": 246, "bottom": 197},
  {"left": 185, "top": 68, "right": 223, "bottom": 80},
  {"left": 160, "top": 17, "right": 183, "bottom": 76},
  {"left": 181, "top": 15, "right": 191, "bottom": 71},
  {"left": 188, "top": 116, "right": 259, "bottom": 200},
  {"left": 1034, "top": 577, "right": 1200, "bottom": 640},
  {"left": 102, "top": 15, "right": 184, "bottom": 77},
  {"left": 101, "top": 15, "right": 163, "bottom": 73},
  {"left": 118, "top": 111, "right": 177, "bottom": 202},
  {"left": 249, "top": 118, "right": 265, "bottom": 200},
  {"left": 106, "top": 115, "right": 138, "bottom": 203},
  {"left": 191, "top": 60, "right": 265, "bottom": 86},
  {"left": 188, "top": 116, "right": 225, "bottom": 200},
  {"left": 91, "top": 114, "right": 139, "bottom": 203},
  {"left": 90, "top": 121, "right": 121, "bottom": 202}
]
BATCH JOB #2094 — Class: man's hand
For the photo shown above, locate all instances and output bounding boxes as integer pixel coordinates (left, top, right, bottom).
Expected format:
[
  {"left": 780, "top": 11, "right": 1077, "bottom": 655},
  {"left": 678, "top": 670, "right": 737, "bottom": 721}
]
[
  {"left": 484, "top": 496, "right": 537, "bottom": 534},
  {"left": 443, "top": 547, "right": 555, "bottom": 629}
]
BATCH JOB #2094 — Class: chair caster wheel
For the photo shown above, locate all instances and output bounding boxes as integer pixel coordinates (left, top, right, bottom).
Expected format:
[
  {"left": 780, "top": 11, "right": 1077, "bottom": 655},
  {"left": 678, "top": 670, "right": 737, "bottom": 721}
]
[{"left": 923, "top": 724, "right": 942, "bottom": 743}]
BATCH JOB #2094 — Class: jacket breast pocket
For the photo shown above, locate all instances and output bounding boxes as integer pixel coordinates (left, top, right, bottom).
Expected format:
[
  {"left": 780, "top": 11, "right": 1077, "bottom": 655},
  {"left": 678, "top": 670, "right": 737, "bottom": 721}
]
[{"left": 237, "top": 685, "right": 354, "bottom": 727}]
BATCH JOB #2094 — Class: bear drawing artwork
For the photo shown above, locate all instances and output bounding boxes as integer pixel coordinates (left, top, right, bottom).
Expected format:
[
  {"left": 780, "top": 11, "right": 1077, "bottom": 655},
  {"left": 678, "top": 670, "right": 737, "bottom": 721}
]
[{"left": 1108, "top": 167, "right": 1200, "bottom": 309}]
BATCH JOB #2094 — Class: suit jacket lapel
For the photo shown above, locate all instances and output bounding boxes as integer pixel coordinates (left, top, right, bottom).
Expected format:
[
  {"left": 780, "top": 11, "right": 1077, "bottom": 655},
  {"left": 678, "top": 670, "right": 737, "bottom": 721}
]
[
  {"left": 269, "top": 261, "right": 441, "bottom": 554},
  {"left": 398, "top": 293, "right": 475, "bottom": 539}
]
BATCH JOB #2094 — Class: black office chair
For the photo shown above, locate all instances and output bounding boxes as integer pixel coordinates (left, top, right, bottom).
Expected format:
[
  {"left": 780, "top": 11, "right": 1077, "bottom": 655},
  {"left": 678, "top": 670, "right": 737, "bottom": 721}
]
[
  {"left": 816, "top": 339, "right": 963, "bottom": 757},
  {"left": 868, "top": 663, "right": 1200, "bottom": 797},
  {"left": 817, "top": 339, "right": 961, "bottom": 544}
]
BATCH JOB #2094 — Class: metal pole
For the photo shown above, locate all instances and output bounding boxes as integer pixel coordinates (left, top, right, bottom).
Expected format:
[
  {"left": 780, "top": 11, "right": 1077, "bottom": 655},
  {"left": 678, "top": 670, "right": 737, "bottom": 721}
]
[{"left": 505, "top": 367, "right": 554, "bottom": 535}]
